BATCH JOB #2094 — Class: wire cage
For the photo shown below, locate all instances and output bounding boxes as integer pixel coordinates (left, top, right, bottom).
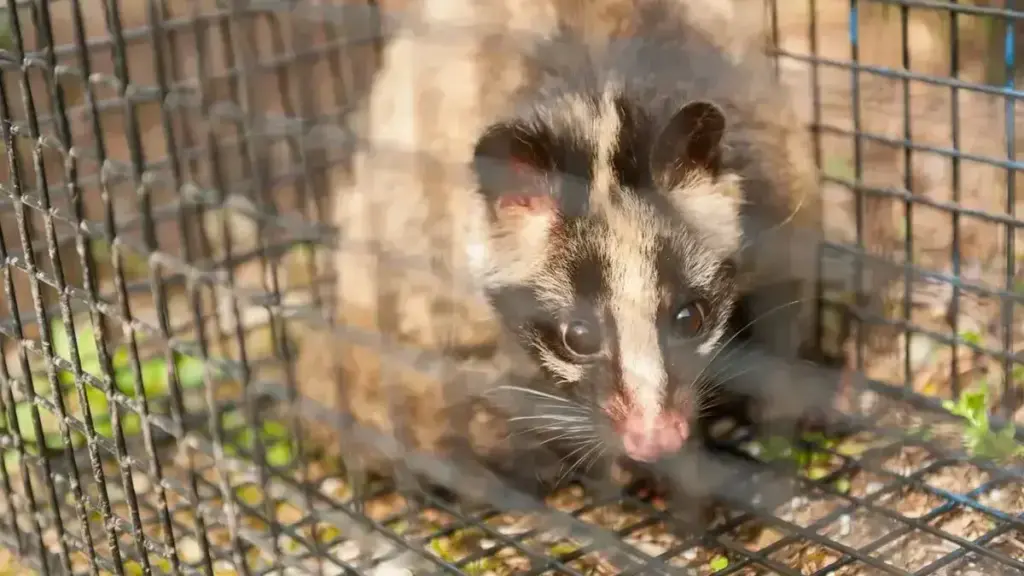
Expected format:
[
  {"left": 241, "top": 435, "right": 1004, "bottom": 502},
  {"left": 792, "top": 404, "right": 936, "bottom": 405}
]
[{"left": 0, "top": 0, "right": 1020, "bottom": 575}]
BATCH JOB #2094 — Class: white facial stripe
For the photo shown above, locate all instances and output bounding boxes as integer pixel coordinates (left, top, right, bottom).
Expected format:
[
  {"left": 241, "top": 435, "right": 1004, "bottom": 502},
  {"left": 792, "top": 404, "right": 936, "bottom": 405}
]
[
  {"left": 697, "top": 324, "right": 726, "bottom": 356},
  {"left": 590, "top": 84, "right": 622, "bottom": 214},
  {"left": 604, "top": 198, "right": 666, "bottom": 419}
]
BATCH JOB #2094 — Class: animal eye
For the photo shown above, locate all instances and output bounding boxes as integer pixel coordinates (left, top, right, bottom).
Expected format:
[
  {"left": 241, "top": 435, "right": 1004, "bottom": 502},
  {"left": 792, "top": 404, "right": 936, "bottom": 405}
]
[
  {"left": 563, "top": 319, "right": 602, "bottom": 357},
  {"left": 672, "top": 300, "right": 707, "bottom": 337}
]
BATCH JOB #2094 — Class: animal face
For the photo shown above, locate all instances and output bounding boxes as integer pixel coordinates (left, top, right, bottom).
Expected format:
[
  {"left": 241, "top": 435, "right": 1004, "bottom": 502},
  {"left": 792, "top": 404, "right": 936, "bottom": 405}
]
[{"left": 472, "top": 89, "right": 743, "bottom": 464}]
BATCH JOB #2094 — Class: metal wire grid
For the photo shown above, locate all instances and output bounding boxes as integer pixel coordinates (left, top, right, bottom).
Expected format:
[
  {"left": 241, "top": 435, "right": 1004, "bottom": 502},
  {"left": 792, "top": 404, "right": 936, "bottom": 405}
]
[
  {"left": 773, "top": 0, "right": 1023, "bottom": 415},
  {"left": 0, "top": 0, "right": 1019, "bottom": 574}
]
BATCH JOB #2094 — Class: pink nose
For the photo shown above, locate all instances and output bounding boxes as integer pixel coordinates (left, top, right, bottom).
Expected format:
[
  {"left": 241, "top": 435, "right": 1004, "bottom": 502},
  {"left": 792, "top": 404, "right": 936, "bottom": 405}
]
[{"left": 619, "top": 411, "right": 689, "bottom": 463}]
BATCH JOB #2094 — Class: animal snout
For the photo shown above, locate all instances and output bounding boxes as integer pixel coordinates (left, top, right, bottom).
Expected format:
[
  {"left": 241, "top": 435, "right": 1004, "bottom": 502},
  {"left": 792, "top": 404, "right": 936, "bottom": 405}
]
[{"left": 617, "top": 410, "right": 689, "bottom": 463}]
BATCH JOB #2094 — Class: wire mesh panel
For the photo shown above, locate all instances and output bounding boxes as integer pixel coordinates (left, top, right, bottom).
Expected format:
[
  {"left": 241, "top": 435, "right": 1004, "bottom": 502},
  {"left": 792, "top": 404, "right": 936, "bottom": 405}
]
[{"left": 0, "top": 0, "right": 1020, "bottom": 575}]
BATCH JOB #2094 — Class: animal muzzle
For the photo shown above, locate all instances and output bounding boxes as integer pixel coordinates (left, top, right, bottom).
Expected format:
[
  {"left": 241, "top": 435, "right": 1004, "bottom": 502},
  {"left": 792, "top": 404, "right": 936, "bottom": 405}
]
[{"left": 616, "top": 410, "right": 689, "bottom": 463}]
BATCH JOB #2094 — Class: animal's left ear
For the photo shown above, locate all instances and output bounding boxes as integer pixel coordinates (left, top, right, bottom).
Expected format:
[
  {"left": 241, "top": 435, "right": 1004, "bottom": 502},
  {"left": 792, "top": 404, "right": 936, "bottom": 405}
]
[
  {"left": 472, "top": 121, "right": 557, "bottom": 218},
  {"left": 471, "top": 121, "right": 560, "bottom": 287},
  {"left": 650, "top": 100, "right": 727, "bottom": 187}
]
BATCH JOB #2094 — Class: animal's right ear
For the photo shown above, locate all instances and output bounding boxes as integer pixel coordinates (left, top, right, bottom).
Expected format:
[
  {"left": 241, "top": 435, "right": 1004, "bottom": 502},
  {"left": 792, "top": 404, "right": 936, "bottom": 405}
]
[
  {"left": 472, "top": 122, "right": 557, "bottom": 218},
  {"left": 650, "top": 100, "right": 727, "bottom": 187}
]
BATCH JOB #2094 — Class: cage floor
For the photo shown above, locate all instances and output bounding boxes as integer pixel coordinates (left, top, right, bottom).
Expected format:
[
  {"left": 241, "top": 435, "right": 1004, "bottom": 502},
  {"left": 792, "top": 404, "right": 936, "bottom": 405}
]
[{"left": 0, "top": 374, "right": 1019, "bottom": 576}]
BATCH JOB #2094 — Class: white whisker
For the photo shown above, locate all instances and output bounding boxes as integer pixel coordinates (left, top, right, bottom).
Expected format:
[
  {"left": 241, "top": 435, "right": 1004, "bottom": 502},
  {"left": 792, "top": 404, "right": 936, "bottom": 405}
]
[
  {"left": 687, "top": 299, "right": 805, "bottom": 394},
  {"left": 711, "top": 365, "right": 759, "bottom": 388},
  {"left": 582, "top": 446, "right": 607, "bottom": 476},
  {"left": 536, "top": 403, "right": 591, "bottom": 415},
  {"left": 558, "top": 440, "right": 604, "bottom": 486},
  {"left": 492, "top": 385, "right": 574, "bottom": 404},
  {"left": 508, "top": 421, "right": 596, "bottom": 442},
  {"left": 557, "top": 440, "right": 594, "bottom": 466},
  {"left": 538, "top": 431, "right": 596, "bottom": 446},
  {"left": 533, "top": 424, "right": 594, "bottom": 435},
  {"left": 508, "top": 414, "right": 589, "bottom": 424},
  {"left": 698, "top": 396, "right": 729, "bottom": 413},
  {"left": 699, "top": 345, "right": 756, "bottom": 385}
]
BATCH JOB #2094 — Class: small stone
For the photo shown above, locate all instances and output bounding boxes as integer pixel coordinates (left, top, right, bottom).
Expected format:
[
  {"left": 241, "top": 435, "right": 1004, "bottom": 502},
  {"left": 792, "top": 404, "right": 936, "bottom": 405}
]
[
  {"left": 320, "top": 478, "right": 349, "bottom": 501},
  {"left": 633, "top": 540, "right": 668, "bottom": 557},
  {"left": 131, "top": 470, "right": 151, "bottom": 494},
  {"left": 837, "top": 514, "right": 852, "bottom": 538},
  {"left": 328, "top": 540, "right": 362, "bottom": 563},
  {"left": 497, "top": 525, "right": 529, "bottom": 537},
  {"left": 907, "top": 334, "right": 935, "bottom": 371},
  {"left": 178, "top": 537, "right": 203, "bottom": 563},
  {"left": 370, "top": 556, "right": 415, "bottom": 576}
]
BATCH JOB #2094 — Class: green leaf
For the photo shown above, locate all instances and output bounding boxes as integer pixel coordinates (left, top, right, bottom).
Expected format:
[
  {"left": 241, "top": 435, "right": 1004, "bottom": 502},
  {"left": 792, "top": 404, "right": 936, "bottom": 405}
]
[
  {"left": 823, "top": 156, "right": 854, "bottom": 181},
  {"left": 50, "top": 319, "right": 100, "bottom": 367},
  {"left": 235, "top": 427, "right": 255, "bottom": 453},
  {"left": 49, "top": 322, "right": 72, "bottom": 360},
  {"left": 316, "top": 525, "right": 341, "bottom": 544},
  {"left": 835, "top": 478, "right": 852, "bottom": 494},
  {"left": 114, "top": 369, "right": 136, "bottom": 397},
  {"left": 116, "top": 357, "right": 172, "bottom": 399},
  {"left": 389, "top": 520, "right": 410, "bottom": 536},
  {"left": 12, "top": 403, "right": 41, "bottom": 444},
  {"left": 93, "top": 409, "right": 142, "bottom": 440},
  {"left": 0, "top": 12, "right": 13, "bottom": 52},
  {"left": 795, "top": 450, "right": 812, "bottom": 469},
  {"left": 963, "top": 388, "right": 988, "bottom": 417},
  {"left": 140, "top": 358, "right": 170, "bottom": 397},
  {"left": 709, "top": 555, "right": 729, "bottom": 571},
  {"left": 429, "top": 540, "right": 450, "bottom": 561},
  {"left": 153, "top": 558, "right": 172, "bottom": 574},
  {"left": 236, "top": 484, "right": 264, "bottom": 506},
  {"left": 3, "top": 449, "right": 20, "bottom": 470},
  {"left": 807, "top": 466, "right": 831, "bottom": 480},
  {"left": 267, "top": 442, "right": 294, "bottom": 468},
  {"left": 263, "top": 420, "right": 289, "bottom": 440},
  {"left": 84, "top": 385, "right": 110, "bottom": 418},
  {"left": 836, "top": 439, "right": 870, "bottom": 456},
  {"left": 124, "top": 560, "right": 145, "bottom": 576},
  {"left": 51, "top": 369, "right": 71, "bottom": 389},
  {"left": 4, "top": 401, "right": 88, "bottom": 451},
  {"left": 122, "top": 413, "right": 142, "bottom": 437},
  {"left": 221, "top": 409, "right": 246, "bottom": 431},
  {"left": 94, "top": 418, "right": 114, "bottom": 439},
  {"left": 112, "top": 347, "right": 130, "bottom": 371},
  {"left": 759, "top": 436, "right": 793, "bottom": 461},
  {"left": 960, "top": 330, "right": 982, "bottom": 347},
  {"left": 174, "top": 353, "right": 207, "bottom": 389},
  {"left": 48, "top": 426, "right": 84, "bottom": 450}
]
